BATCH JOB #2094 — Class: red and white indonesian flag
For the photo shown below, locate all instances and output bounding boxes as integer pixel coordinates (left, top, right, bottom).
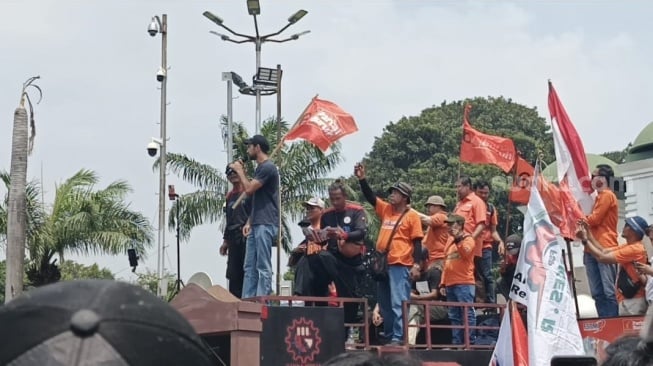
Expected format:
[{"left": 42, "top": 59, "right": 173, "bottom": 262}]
[
  {"left": 489, "top": 301, "right": 529, "bottom": 366},
  {"left": 548, "top": 81, "right": 594, "bottom": 214},
  {"left": 509, "top": 169, "right": 584, "bottom": 366}
]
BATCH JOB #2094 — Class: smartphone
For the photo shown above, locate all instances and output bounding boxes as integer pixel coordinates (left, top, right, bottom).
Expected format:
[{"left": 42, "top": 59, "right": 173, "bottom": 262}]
[{"left": 550, "top": 356, "right": 597, "bottom": 366}]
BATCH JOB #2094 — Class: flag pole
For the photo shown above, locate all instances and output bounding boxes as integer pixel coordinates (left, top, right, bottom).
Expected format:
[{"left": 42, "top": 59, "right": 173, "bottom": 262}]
[
  {"left": 564, "top": 239, "right": 581, "bottom": 318},
  {"left": 267, "top": 94, "right": 319, "bottom": 161},
  {"left": 232, "top": 94, "right": 318, "bottom": 209},
  {"left": 504, "top": 153, "right": 520, "bottom": 238},
  {"left": 458, "top": 104, "right": 471, "bottom": 179}
]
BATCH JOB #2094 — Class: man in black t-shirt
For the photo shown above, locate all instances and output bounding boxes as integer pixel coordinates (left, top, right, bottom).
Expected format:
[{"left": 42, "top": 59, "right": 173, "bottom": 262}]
[
  {"left": 219, "top": 165, "right": 251, "bottom": 298},
  {"left": 230, "top": 134, "right": 279, "bottom": 298}
]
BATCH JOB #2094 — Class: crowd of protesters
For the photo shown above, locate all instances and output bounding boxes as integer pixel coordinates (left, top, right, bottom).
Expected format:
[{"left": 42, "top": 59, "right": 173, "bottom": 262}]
[{"left": 220, "top": 138, "right": 653, "bottom": 349}]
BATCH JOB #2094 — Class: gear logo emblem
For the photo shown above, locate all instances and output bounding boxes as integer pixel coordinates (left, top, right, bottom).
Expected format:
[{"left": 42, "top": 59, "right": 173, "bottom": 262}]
[{"left": 285, "top": 317, "right": 322, "bottom": 364}]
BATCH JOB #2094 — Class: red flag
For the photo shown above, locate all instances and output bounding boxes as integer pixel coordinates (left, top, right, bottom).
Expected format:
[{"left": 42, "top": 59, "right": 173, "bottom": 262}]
[
  {"left": 548, "top": 81, "right": 594, "bottom": 214},
  {"left": 460, "top": 104, "right": 516, "bottom": 173},
  {"left": 510, "top": 302, "right": 529, "bottom": 366},
  {"left": 284, "top": 97, "right": 358, "bottom": 152},
  {"left": 509, "top": 157, "right": 534, "bottom": 205},
  {"left": 537, "top": 172, "right": 583, "bottom": 240}
]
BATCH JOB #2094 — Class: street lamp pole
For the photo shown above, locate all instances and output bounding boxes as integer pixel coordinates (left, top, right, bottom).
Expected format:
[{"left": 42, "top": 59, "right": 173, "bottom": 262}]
[
  {"left": 203, "top": 3, "right": 309, "bottom": 134},
  {"left": 255, "top": 40, "right": 262, "bottom": 133},
  {"left": 222, "top": 72, "right": 235, "bottom": 166},
  {"left": 148, "top": 14, "right": 168, "bottom": 298}
]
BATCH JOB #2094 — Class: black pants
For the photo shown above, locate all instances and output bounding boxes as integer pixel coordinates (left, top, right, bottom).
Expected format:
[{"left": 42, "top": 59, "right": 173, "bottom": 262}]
[
  {"left": 225, "top": 229, "right": 247, "bottom": 298},
  {"left": 293, "top": 250, "right": 362, "bottom": 328}
]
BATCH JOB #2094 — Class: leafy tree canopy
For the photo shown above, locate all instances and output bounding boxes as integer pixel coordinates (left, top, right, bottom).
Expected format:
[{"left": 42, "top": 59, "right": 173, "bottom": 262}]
[{"left": 345, "top": 96, "right": 556, "bottom": 238}]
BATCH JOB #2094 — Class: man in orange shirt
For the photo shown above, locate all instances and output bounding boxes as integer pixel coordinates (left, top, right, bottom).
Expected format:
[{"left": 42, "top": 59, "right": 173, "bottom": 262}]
[
  {"left": 581, "top": 164, "right": 619, "bottom": 317},
  {"left": 416, "top": 195, "right": 449, "bottom": 268},
  {"left": 355, "top": 163, "right": 423, "bottom": 345},
  {"left": 439, "top": 214, "right": 477, "bottom": 346},
  {"left": 474, "top": 180, "right": 504, "bottom": 306},
  {"left": 453, "top": 176, "right": 486, "bottom": 257},
  {"left": 579, "top": 216, "right": 648, "bottom": 316}
]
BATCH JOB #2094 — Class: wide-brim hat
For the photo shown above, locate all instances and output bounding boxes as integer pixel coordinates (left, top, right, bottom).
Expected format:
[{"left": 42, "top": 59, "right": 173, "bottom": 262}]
[{"left": 425, "top": 195, "right": 446, "bottom": 209}]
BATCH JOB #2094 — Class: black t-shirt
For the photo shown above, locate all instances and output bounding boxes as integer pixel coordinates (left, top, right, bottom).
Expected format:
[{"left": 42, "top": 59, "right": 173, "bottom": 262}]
[
  {"left": 412, "top": 267, "right": 442, "bottom": 297},
  {"left": 250, "top": 160, "right": 279, "bottom": 225},
  {"left": 224, "top": 189, "right": 250, "bottom": 236}
]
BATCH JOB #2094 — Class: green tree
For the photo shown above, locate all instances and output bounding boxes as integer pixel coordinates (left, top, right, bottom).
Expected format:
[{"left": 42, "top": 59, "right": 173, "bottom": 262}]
[
  {"left": 347, "top": 97, "right": 555, "bottom": 239},
  {"left": 59, "top": 260, "right": 114, "bottom": 281},
  {"left": 601, "top": 143, "right": 632, "bottom": 164},
  {"left": 283, "top": 268, "right": 295, "bottom": 282},
  {"left": 0, "top": 170, "right": 153, "bottom": 287},
  {"left": 135, "top": 269, "right": 176, "bottom": 301},
  {"left": 161, "top": 117, "right": 342, "bottom": 252}
]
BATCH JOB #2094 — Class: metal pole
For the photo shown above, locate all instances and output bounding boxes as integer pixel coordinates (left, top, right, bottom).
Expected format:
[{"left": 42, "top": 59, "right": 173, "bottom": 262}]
[
  {"left": 221, "top": 72, "right": 235, "bottom": 192},
  {"left": 255, "top": 40, "right": 262, "bottom": 134},
  {"left": 275, "top": 64, "right": 282, "bottom": 296},
  {"left": 176, "top": 197, "right": 181, "bottom": 294},
  {"left": 157, "top": 14, "right": 168, "bottom": 297}
]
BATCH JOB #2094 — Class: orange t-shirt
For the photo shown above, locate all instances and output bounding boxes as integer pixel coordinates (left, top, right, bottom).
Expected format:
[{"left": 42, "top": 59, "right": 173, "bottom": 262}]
[
  {"left": 375, "top": 200, "right": 423, "bottom": 266},
  {"left": 454, "top": 192, "right": 487, "bottom": 257},
  {"left": 610, "top": 242, "right": 647, "bottom": 302},
  {"left": 423, "top": 211, "right": 449, "bottom": 263},
  {"left": 585, "top": 190, "right": 619, "bottom": 253},
  {"left": 440, "top": 235, "right": 476, "bottom": 287},
  {"left": 481, "top": 204, "right": 498, "bottom": 249}
]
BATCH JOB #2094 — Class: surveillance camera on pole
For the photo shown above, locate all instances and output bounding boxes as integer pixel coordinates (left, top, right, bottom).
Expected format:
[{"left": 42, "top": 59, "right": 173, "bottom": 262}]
[
  {"left": 147, "top": 137, "right": 163, "bottom": 157},
  {"left": 156, "top": 67, "right": 166, "bottom": 82}
]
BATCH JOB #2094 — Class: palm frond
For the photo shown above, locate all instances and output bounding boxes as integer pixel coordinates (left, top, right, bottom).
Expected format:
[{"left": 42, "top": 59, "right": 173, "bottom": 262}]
[
  {"left": 158, "top": 153, "right": 226, "bottom": 191},
  {"left": 168, "top": 190, "right": 225, "bottom": 241}
]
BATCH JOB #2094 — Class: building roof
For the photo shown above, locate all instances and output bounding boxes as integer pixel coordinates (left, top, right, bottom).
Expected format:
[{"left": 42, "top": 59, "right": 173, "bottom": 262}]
[
  {"left": 542, "top": 153, "right": 619, "bottom": 182},
  {"left": 625, "top": 121, "right": 653, "bottom": 162}
]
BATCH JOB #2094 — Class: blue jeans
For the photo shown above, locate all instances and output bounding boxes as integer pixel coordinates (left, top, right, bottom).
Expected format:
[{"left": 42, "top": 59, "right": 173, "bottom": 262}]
[
  {"left": 242, "top": 224, "right": 277, "bottom": 299},
  {"left": 377, "top": 265, "right": 411, "bottom": 342},
  {"left": 481, "top": 248, "right": 495, "bottom": 303},
  {"left": 584, "top": 253, "right": 618, "bottom": 317},
  {"left": 447, "top": 284, "right": 476, "bottom": 345}
]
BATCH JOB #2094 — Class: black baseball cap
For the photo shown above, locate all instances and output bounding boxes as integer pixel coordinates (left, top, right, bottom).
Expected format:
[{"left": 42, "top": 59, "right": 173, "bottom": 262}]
[
  {"left": 0, "top": 280, "right": 213, "bottom": 366},
  {"left": 244, "top": 134, "right": 270, "bottom": 153}
]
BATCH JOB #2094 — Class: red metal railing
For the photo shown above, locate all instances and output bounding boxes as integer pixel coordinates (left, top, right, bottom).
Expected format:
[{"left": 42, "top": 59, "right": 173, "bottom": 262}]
[
  {"left": 402, "top": 300, "right": 505, "bottom": 350},
  {"left": 250, "top": 295, "right": 505, "bottom": 350}
]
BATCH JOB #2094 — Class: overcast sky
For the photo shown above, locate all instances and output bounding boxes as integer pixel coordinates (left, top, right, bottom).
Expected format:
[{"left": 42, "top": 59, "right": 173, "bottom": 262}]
[{"left": 1, "top": 1, "right": 652, "bottom": 291}]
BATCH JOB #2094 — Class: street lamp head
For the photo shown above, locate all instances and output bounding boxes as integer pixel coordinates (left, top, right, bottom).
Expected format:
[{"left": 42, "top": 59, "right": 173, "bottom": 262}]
[
  {"left": 203, "top": 11, "right": 224, "bottom": 26},
  {"left": 148, "top": 17, "right": 160, "bottom": 37},
  {"left": 246, "top": 0, "right": 261, "bottom": 15},
  {"left": 288, "top": 9, "right": 308, "bottom": 24},
  {"left": 209, "top": 30, "right": 231, "bottom": 41},
  {"left": 291, "top": 30, "right": 311, "bottom": 40}
]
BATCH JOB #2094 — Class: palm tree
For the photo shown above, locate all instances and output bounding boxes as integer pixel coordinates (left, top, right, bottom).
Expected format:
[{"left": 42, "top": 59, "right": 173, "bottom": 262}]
[
  {"left": 4, "top": 76, "right": 41, "bottom": 302},
  {"left": 163, "top": 117, "right": 342, "bottom": 252},
  {"left": 0, "top": 169, "right": 154, "bottom": 287}
]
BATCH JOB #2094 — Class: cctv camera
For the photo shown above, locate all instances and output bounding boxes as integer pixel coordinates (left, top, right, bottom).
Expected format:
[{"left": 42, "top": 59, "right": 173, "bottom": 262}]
[
  {"left": 147, "top": 141, "right": 158, "bottom": 157},
  {"left": 148, "top": 18, "right": 159, "bottom": 37},
  {"left": 156, "top": 67, "right": 166, "bottom": 82}
]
